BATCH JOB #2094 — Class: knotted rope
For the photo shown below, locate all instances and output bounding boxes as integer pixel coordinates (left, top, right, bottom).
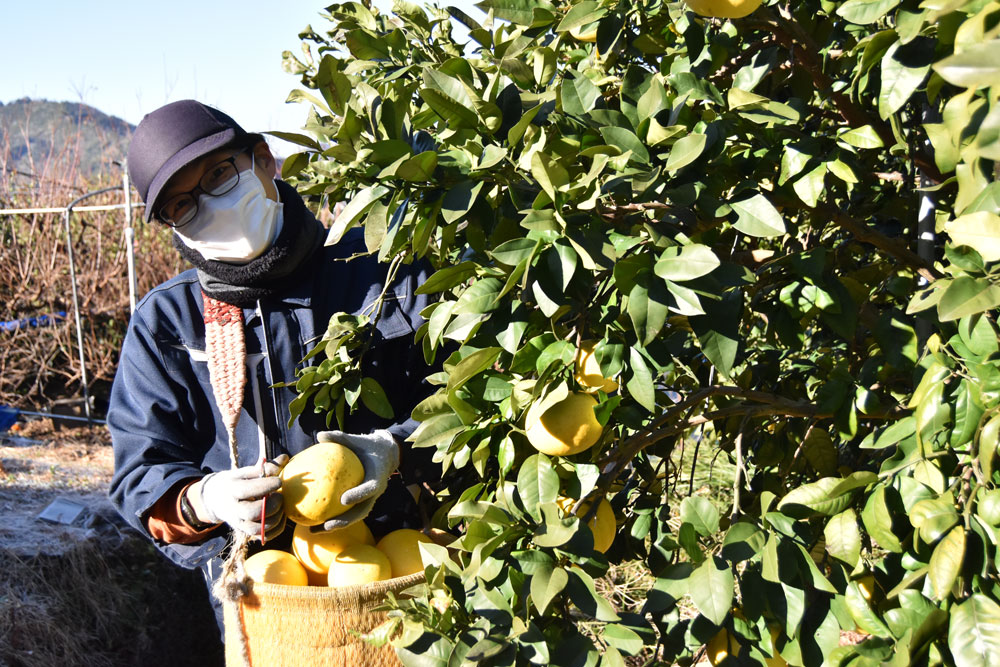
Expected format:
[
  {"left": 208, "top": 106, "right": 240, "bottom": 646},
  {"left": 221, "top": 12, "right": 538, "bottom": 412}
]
[{"left": 202, "top": 293, "right": 253, "bottom": 665}]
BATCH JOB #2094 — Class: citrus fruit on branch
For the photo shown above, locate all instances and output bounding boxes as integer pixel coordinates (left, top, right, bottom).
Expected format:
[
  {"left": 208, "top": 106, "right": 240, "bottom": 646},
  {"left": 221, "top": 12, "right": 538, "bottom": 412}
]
[
  {"left": 684, "top": 0, "right": 764, "bottom": 19},
  {"left": 525, "top": 392, "right": 603, "bottom": 456}
]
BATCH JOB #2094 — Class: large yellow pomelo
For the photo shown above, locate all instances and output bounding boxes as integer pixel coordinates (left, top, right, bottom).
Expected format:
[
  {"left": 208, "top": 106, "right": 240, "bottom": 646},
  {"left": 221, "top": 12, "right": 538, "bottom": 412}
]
[
  {"left": 327, "top": 543, "right": 392, "bottom": 588},
  {"left": 291, "top": 520, "right": 375, "bottom": 585},
  {"left": 556, "top": 496, "right": 616, "bottom": 553},
  {"left": 574, "top": 342, "right": 618, "bottom": 393},
  {"left": 684, "top": 0, "right": 763, "bottom": 19},
  {"left": 569, "top": 22, "right": 598, "bottom": 42},
  {"left": 244, "top": 549, "right": 308, "bottom": 586},
  {"left": 376, "top": 528, "right": 433, "bottom": 578},
  {"left": 525, "top": 392, "right": 603, "bottom": 456},
  {"left": 280, "top": 442, "right": 365, "bottom": 526},
  {"left": 706, "top": 627, "right": 741, "bottom": 665}
]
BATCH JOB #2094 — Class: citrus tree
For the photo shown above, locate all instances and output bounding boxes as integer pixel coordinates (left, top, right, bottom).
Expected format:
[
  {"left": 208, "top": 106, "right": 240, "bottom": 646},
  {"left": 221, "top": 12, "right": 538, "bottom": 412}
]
[{"left": 278, "top": 0, "right": 1000, "bottom": 664}]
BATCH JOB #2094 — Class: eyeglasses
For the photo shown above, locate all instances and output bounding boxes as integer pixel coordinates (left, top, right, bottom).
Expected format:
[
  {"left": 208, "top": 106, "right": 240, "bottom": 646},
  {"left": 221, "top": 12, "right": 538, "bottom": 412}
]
[{"left": 156, "top": 148, "right": 250, "bottom": 227}]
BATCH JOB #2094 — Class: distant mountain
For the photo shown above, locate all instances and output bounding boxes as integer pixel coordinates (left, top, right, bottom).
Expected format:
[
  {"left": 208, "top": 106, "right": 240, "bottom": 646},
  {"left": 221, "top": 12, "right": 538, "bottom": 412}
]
[{"left": 0, "top": 98, "right": 133, "bottom": 189}]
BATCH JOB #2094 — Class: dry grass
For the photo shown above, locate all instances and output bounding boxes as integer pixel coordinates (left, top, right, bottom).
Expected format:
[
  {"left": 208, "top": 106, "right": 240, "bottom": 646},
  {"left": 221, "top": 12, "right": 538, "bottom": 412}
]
[{"left": 0, "top": 539, "right": 224, "bottom": 667}]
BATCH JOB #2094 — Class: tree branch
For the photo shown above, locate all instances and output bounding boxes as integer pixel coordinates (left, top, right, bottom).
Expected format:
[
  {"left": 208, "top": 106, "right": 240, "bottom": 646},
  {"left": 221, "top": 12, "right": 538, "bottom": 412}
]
[
  {"left": 815, "top": 203, "right": 940, "bottom": 282},
  {"left": 747, "top": 9, "right": 944, "bottom": 185}
]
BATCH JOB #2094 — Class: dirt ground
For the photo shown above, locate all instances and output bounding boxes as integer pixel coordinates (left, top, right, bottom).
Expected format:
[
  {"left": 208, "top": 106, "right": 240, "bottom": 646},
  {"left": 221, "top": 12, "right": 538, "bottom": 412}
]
[{"left": 0, "top": 418, "right": 118, "bottom": 556}]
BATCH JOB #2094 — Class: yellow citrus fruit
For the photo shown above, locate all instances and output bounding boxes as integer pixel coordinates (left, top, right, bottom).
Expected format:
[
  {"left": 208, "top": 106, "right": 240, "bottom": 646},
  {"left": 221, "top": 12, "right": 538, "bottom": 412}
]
[
  {"left": 574, "top": 342, "right": 618, "bottom": 393},
  {"left": 706, "top": 627, "right": 740, "bottom": 665},
  {"left": 279, "top": 442, "right": 365, "bottom": 526},
  {"left": 291, "top": 520, "right": 375, "bottom": 585},
  {"left": 376, "top": 528, "right": 434, "bottom": 578},
  {"left": 765, "top": 626, "right": 787, "bottom": 667},
  {"left": 244, "top": 549, "right": 308, "bottom": 586},
  {"left": 979, "top": 489, "right": 1000, "bottom": 526},
  {"left": 684, "top": 0, "right": 763, "bottom": 19},
  {"left": 857, "top": 574, "right": 876, "bottom": 602},
  {"left": 327, "top": 543, "right": 392, "bottom": 588},
  {"left": 569, "top": 22, "right": 599, "bottom": 42},
  {"left": 525, "top": 392, "right": 603, "bottom": 456},
  {"left": 556, "top": 496, "right": 616, "bottom": 553}
]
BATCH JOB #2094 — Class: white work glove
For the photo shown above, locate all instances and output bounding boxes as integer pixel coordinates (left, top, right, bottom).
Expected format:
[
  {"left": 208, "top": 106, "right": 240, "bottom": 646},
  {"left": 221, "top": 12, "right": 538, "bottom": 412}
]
[
  {"left": 192, "top": 455, "right": 288, "bottom": 541},
  {"left": 312, "top": 429, "right": 399, "bottom": 531}
]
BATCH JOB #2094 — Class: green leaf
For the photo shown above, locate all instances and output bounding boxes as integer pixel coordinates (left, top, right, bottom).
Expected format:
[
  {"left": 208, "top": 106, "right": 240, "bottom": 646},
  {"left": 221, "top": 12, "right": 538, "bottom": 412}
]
[
  {"left": 395, "top": 151, "right": 438, "bottom": 181},
  {"left": 879, "top": 41, "right": 930, "bottom": 119},
  {"left": 567, "top": 566, "right": 620, "bottom": 622},
  {"left": 792, "top": 163, "right": 828, "bottom": 208},
  {"left": 326, "top": 184, "right": 390, "bottom": 245},
  {"left": 836, "top": 0, "right": 900, "bottom": 24},
  {"left": 824, "top": 509, "right": 861, "bottom": 567},
  {"left": 415, "top": 261, "right": 480, "bottom": 295},
  {"left": 556, "top": 1, "right": 606, "bottom": 31},
  {"left": 839, "top": 125, "right": 885, "bottom": 149},
  {"left": 531, "top": 151, "right": 570, "bottom": 202},
  {"left": 492, "top": 238, "right": 539, "bottom": 267},
  {"left": 664, "top": 280, "right": 704, "bottom": 316},
  {"left": 530, "top": 564, "right": 568, "bottom": 615},
  {"left": 359, "top": 377, "right": 394, "bottom": 418},
  {"left": 680, "top": 496, "right": 720, "bottom": 537},
  {"left": 626, "top": 347, "right": 656, "bottom": 411},
  {"left": 688, "top": 557, "right": 734, "bottom": 626},
  {"left": 665, "top": 133, "right": 706, "bottom": 172},
  {"left": 861, "top": 486, "right": 903, "bottom": 552},
  {"left": 938, "top": 276, "right": 1000, "bottom": 321},
  {"left": 690, "top": 292, "right": 740, "bottom": 380},
  {"left": 534, "top": 502, "right": 577, "bottom": 547},
  {"left": 476, "top": 0, "right": 556, "bottom": 26},
  {"left": 518, "top": 453, "right": 560, "bottom": 522},
  {"left": 628, "top": 282, "right": 669, "bottom": 346},
  {"left": 420, "top": 87, "right": 479, "bottom": 129},
  {"left": 561, "top": 74, "right": 602, "bottom": 116},
  {"left": 778, "top": 473, "right": 875, "bottom": 518},
  {"left": 933, "top": 39, "right": 1000, "bottom": 89},
  {"left": 602, "top": 624, "right": 644, "bottom": 656},
  {"left": 949, "top": 594, "right": 1000, "bottom": 667},
  {"left": 945, "top": 211, "right": 1000, "bottom": 262},
  {"left": 928, "top": 525, "right": 965, "bottom": 600},
  {"left": 441, "top": 180, "right": 484, "bottom": 225},
  {"left": 731, "top": 194, "right": 786, "bottom": 237},
  {"left": 600, "top": 127, "right": 650, "bottom": 165},
  {"left": 910, "top": 497, "right": 960, "bottom": 544},
  {"left": 654, "top": 244, "right": 720, "bottom": 281}
]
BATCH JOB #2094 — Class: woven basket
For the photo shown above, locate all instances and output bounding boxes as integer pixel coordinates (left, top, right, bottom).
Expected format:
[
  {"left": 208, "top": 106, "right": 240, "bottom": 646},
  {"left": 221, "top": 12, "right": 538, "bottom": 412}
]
[{"left": 224, "top": 572, "right": 425, "bottom": 667}]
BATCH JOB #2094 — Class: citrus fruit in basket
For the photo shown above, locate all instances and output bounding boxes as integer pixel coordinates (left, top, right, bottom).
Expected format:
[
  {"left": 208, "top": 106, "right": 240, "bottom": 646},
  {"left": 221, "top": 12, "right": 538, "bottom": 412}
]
[
  {"left": 292, "top": 520, "right": 375, "bottom": 585},
  {"left": 376, "top": 528, "right": 434, "bottom": 578},
  {"left": 244, "top": 549, "right": 309, "bottom": 586},
  {"left": 327, "top": 543, "right": 392, "bottom": 587}
]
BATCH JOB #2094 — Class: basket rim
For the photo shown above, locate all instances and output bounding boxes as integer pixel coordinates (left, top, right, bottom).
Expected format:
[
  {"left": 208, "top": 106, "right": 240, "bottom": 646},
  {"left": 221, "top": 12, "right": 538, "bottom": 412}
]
[{"left": 246, "top": 571, "right": 426, "bottom": 601}]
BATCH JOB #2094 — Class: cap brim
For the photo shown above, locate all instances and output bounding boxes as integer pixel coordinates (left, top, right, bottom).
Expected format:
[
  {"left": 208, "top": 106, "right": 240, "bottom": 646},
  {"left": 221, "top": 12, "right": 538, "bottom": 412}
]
[{"left": 143, "top": 128, "right": 237, "bottom": 222}]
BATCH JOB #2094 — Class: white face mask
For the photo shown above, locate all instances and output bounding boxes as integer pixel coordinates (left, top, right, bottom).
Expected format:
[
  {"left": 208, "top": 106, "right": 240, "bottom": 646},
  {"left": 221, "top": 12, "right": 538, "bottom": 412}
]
[{"left": 176, "top": 159, "right": 283, "bottom": 264}]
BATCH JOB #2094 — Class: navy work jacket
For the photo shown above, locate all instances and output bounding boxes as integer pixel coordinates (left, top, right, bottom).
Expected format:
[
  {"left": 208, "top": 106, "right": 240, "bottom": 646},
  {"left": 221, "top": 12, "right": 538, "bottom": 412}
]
[{"left": 107, "top": 227, "right": 437, "bottom": 572}]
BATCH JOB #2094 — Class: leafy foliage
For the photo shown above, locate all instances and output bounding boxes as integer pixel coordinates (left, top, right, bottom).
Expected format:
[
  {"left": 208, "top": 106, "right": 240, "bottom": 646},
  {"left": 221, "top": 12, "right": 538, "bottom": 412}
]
[{"left": 282, "top": 0, "right": 1000, "bottom": 664}]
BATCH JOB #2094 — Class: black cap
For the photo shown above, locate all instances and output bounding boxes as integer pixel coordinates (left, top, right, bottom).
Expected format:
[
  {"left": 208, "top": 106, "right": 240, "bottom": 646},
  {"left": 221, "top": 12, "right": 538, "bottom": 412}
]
[{"left": 127, "top": 100, "right": 249, "bottom": 222}]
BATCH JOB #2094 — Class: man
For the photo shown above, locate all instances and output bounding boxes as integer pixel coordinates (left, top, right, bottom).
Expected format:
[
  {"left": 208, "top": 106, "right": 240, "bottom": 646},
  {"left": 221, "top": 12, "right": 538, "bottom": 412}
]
[{"left": 107, "top": 99, "right": 436, "bottom": 630}]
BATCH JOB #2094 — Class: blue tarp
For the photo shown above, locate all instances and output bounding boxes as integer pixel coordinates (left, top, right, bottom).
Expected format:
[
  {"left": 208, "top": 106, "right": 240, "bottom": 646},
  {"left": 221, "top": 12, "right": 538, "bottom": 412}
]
[
  {"left": 0, "top": 405, "right": 19, "bottom": 432},
  {"left": 0, "top": 311, "right": 67, "bottom": 332}
]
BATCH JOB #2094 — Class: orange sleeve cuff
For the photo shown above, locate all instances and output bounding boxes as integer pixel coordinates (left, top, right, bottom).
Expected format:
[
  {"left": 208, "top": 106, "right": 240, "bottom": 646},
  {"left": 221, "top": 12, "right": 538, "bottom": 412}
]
[{"left": 146, "top": 478, "right": 221, "bottom": 544}]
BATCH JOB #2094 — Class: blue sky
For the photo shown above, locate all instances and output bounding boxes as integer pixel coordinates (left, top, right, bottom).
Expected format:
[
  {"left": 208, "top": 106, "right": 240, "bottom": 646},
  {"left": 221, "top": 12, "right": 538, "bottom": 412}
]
[{"left": 0, "top": 0, "right": 482, "bottom": 155}]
